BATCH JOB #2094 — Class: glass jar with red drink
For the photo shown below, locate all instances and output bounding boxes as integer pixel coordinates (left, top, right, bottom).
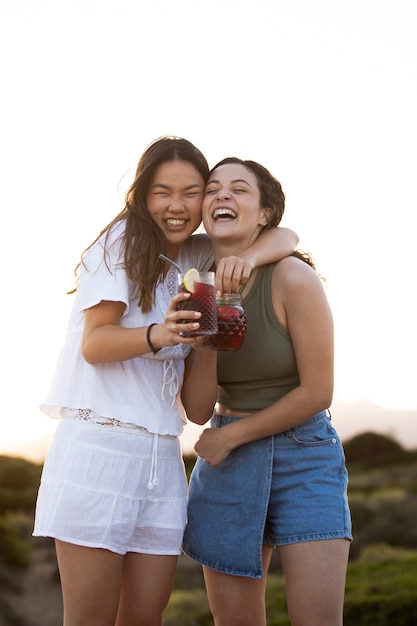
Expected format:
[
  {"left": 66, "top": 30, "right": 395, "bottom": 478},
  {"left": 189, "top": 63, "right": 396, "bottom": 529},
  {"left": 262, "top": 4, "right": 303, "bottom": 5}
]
[
  {"left": 207, "top": 294, "right": 247, "bottom": 351},
  {"left": 177, "top": 270, "right": 218, "bottom": 337}
]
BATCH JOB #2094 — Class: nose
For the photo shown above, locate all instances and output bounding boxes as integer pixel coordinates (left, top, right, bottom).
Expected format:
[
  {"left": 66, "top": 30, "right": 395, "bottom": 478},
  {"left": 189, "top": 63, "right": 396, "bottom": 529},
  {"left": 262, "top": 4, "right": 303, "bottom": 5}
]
[
  {"left": 216, "top": 188, "right": 231, "bottom": 200},
  {"left": 169, "top": 194, "right": 185, "bottom": 211}
]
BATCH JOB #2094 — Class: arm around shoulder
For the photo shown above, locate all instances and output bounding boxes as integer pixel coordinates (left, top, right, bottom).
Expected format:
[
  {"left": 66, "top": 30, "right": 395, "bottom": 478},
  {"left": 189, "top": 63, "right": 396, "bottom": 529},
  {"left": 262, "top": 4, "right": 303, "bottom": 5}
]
[{"left": 241, "top": 226, "right": 299, "bottom": 268}]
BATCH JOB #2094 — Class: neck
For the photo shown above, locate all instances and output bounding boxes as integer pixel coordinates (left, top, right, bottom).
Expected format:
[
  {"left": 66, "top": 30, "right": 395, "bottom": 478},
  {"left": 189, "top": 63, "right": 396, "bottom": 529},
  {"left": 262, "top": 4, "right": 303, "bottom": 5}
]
[
  {"left": 165, "top": 244, "right": 181, "bottom": 259},
  {"left": 212, "top": 235, "right": 259, "bottom": 267}
]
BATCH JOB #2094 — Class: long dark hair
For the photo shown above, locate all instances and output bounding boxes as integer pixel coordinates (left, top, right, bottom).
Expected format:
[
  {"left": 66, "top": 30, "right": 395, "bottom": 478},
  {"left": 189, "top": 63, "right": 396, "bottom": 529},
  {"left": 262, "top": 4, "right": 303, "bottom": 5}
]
[{"left": 71, "top": 137, "right": 210, "bottom": 312}]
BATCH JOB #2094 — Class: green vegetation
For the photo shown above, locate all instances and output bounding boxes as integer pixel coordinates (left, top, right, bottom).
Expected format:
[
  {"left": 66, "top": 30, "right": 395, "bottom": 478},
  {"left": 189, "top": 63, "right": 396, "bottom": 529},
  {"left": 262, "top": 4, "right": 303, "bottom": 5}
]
[
  {"left": 166, "top": 545, "right": 417, "bottom": 625},
  {"left": 0, "top": 513, "right": 32, "bottom": 568},
  {"left": 0, "top": 455, "right": 42, "bottom": 516},
  {"left": 343, "top": 545, "right": 417, "bottom": 625},
  {"left": 1, "top": 433, "right": 417, "bottom": 624},
  {"left": 0, "top": 456, "right": 42, "bottom": 571}
]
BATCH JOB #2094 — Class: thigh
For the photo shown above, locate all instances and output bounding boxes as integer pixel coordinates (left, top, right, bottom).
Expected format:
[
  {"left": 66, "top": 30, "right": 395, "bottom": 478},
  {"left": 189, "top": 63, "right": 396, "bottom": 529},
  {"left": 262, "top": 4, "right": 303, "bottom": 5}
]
[
  {"left": 278, "top": 539, "right": 350, "bottom": 626},
  {"left": 202, "top": 545, "right": 273, "bottom": 626},
  {"left": 55, "top": 539, "right": 123, "bottom": 626},
  {"left": 116, "top": 553, "right": 178, "bottom": 626}
]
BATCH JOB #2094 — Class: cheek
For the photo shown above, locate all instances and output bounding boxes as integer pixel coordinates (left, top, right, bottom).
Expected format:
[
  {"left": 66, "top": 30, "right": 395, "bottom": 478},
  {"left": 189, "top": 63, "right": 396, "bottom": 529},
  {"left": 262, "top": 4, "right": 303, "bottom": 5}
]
[
  {"left": 188, "top": 198, "right": 203, "bottom": 224},
  {"left": 201, "top": 198, "right": 210, "bottom": 221},
  {"left": 145, "top": 197, "right": 160, "bottom": 219},
  {"left": 147, "top": 199, "right": 168, "bottom": 225}
]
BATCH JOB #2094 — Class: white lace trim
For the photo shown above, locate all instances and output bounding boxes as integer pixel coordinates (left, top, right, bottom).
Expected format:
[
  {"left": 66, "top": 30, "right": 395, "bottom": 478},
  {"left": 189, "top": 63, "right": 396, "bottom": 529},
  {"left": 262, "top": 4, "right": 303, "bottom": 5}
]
[
  {"left": 60, "top": 407, "right": 151, "bottom": 431},
  {"left": 159, "top": 264, "right": 178, "bottom": 302}
]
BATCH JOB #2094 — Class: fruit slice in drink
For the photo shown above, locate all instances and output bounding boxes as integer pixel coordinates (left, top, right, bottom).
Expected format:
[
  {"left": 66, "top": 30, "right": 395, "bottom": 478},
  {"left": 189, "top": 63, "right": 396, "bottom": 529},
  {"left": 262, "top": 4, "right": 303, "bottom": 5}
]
[{"left": 178, "top": 270, "right": 218, "bottom": 336}]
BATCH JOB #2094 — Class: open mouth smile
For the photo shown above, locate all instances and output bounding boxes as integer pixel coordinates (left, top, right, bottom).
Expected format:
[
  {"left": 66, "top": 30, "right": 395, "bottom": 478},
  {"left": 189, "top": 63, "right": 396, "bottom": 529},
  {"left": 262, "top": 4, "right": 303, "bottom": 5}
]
[
  {"left": 213, "top": 208, "right": 237, "bottom": 221},
  {"left": 165, "top": 218, "right": 188, "bottom": 227}
]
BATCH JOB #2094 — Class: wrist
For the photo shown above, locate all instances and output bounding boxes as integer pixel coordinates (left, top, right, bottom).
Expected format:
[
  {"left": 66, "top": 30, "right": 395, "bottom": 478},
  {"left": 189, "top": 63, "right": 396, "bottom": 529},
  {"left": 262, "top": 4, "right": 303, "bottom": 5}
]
[
  {"left": 146, "top": 323, "right": 161, "bottom": 354},
  {"left": 221, "top": 422, "right": 241, "bottom": 453},
  {"left": 239, "top": 253, "right": 256, "bottom": 269}
]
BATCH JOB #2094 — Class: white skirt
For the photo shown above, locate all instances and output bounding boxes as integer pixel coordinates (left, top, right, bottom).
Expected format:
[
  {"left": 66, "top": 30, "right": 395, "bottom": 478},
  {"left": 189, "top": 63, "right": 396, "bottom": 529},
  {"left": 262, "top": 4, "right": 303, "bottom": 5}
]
[{"left": 33, "top": 418, "right": 187, "bottom": 555}]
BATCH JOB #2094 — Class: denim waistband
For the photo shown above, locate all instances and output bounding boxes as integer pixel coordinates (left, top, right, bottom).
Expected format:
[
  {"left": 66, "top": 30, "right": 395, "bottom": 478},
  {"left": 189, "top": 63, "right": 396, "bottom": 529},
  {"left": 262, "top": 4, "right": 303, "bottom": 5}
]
[{"left": 212, "top": 409, "right": 330, "bottom": 432}]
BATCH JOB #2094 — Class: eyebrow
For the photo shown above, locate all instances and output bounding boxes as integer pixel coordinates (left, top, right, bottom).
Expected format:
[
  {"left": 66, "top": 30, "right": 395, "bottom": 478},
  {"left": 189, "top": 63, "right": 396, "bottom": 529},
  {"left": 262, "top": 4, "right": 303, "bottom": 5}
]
[
  {"left": 206, "top": 178, "right": 253, "bottom": 187},
  {"left": 151, "top": 182, "right": 203, "bottom": 191}
]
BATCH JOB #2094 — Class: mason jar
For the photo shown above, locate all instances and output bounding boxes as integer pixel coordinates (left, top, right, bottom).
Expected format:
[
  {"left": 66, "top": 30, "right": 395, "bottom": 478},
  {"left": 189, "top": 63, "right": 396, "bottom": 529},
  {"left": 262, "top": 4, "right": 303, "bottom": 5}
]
[{"left": 206, "top": 293, "right": 247, "bottom": 351}]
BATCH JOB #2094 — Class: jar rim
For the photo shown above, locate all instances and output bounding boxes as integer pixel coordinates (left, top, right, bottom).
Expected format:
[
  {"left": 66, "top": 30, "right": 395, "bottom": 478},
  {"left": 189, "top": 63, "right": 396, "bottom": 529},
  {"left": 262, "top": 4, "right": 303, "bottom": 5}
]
[{"left": 216, "top": 293, "right": 242, "bottom": 304}]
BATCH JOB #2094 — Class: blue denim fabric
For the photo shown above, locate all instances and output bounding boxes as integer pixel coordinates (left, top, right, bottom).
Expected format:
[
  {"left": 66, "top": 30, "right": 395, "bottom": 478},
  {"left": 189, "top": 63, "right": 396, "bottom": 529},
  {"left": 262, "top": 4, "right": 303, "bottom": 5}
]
[{"left": 182, "top": 411, "right": 352, "bottom": 579}]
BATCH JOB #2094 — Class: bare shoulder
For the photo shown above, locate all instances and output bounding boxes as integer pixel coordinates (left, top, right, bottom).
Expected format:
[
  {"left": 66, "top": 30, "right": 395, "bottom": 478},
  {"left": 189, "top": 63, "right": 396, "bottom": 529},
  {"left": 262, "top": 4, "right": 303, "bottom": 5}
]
[{"left": 272, "top": 255, "right": 323, "bottom": 291}]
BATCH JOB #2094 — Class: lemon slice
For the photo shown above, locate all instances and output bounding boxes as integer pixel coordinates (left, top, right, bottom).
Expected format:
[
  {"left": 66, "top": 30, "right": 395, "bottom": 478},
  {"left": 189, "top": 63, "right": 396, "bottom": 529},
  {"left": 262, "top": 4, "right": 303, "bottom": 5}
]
[{"left": 183, "top": 268, "right": 200, "bottom": 293}]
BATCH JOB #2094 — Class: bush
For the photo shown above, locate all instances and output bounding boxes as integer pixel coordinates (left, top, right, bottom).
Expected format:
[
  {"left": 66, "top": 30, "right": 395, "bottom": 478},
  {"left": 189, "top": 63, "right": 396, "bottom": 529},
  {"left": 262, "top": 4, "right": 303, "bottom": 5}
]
[
  {"left": 0, "top": 456, "right": 42, "bottom": 515},
  {"left": 349, "top": 490, "right": 417, "bottom": 558},
  {"left": 163, "top": 588, "right": 212, "bottom": 626},
  {"left": 344, "top": 546, "right": 417, "bottom": 625},
  {"left": 164, "top": 547, "right": 417, "bottom": 626},
  {"left": 0, "top": 513, "right": 32, "bottom": 568},
  {"left": 344, "top": 432, "right": 415, "bottom": 469}
]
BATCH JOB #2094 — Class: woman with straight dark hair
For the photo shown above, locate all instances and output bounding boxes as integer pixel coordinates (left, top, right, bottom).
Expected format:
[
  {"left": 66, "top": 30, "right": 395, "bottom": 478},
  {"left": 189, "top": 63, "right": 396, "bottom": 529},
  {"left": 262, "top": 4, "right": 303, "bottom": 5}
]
[{"left": 33, "top": 138, "right": 298, "bottom": 626}]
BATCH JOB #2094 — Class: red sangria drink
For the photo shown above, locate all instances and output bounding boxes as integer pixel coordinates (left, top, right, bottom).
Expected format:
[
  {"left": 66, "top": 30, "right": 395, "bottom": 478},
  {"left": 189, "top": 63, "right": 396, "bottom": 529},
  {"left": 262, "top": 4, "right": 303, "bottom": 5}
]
[
  {"left": 207, "top": 294, "right": 247, "bottom": 351},
  {"left": 178, "top": 269, "right": 218, "bottom": 336}
]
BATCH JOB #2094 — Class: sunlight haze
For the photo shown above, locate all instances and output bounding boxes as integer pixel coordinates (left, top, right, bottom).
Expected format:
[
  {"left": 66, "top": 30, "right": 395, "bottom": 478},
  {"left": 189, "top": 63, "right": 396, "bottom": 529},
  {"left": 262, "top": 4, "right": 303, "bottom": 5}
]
[{"left": 1, "top": 0, "right": 416, "bottom": 457}]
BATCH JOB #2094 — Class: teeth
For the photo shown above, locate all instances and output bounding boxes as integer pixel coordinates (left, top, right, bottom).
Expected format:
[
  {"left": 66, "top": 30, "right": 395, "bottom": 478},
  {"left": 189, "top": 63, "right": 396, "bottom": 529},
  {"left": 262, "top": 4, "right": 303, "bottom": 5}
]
[
  {"left": 213, "top": 208, "right": 237, "bottom": 220},
  {"left": 166, "top": 219, "right": 186, "bottom": 226}
]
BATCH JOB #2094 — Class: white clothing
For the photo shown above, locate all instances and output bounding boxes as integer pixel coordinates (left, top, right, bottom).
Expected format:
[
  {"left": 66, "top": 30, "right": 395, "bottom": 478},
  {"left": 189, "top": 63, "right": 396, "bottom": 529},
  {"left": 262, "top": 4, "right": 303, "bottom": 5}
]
[
  {"left": 33, "top": 418, "right": 187, "bottom": 555},
  {"left": 40, "top": 220, "right": 213, "bottom": 436}
]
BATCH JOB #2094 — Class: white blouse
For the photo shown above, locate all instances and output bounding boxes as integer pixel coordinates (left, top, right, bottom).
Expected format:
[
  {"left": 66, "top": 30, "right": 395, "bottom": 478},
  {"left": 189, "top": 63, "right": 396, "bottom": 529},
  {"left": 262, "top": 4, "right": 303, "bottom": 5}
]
[{"left": 40, "top": 221, "right": 214, "bottom": 436}]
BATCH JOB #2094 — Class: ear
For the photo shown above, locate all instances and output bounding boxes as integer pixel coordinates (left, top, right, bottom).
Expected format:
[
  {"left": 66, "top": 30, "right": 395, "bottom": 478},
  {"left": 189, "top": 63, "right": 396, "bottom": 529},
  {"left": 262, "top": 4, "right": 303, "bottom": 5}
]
[{"left": 259, "top": 208, "right": 273, "bottom": 227}]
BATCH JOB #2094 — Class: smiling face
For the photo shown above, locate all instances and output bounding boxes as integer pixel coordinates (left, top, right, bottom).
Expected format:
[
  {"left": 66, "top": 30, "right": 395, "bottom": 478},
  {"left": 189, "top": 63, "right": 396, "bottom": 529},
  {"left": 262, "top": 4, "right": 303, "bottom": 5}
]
[
  {"left": 202, "top": 163, "right": 270, "bottom": 247},
  {"left": 146, "top": 160, "right": 205, "bottom": 257}
]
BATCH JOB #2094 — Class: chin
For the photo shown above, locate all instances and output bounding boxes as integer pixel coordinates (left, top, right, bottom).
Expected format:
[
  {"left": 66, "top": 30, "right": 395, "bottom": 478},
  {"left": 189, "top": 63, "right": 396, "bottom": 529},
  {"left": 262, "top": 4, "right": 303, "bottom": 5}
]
[{"left": 166, "top": 230, "right": 193, "bottom": 246}]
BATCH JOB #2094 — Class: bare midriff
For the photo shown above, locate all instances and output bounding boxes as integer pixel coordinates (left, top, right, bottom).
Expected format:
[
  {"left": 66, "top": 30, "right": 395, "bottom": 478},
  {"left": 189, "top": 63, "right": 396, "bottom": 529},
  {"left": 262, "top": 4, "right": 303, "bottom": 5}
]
[{"left": 215, "top": 403, "right": 255, "bottom": 418}]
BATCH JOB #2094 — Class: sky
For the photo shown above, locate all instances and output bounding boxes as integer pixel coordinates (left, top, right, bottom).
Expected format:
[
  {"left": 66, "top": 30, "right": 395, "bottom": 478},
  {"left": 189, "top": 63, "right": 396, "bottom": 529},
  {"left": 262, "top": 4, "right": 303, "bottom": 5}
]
[{"left": 1, "top": 0, "right": 416, "bottom": 457}]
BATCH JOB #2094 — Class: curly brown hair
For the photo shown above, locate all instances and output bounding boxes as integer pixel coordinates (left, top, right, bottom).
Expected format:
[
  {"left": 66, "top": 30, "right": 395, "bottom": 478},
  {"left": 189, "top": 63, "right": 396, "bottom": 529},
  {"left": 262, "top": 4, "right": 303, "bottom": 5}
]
[{"left": 210, "top": 157, "right": 317, "bottom": 271}]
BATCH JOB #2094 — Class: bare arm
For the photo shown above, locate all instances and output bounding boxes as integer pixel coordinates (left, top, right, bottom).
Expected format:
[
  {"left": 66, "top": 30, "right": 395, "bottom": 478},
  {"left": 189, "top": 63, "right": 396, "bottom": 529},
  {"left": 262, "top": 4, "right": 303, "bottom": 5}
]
[
  {"left": 82, "top": 292, "right": 202, "bottom": 364},
  {"left": 181, "top": 345, "right": 218, "bottom": 425},
  {"left": 195, "top": 258, "right": 334, "bottom": 466},
  {"left": 215, "top": 227, "right": 299, "bottom": 293}
]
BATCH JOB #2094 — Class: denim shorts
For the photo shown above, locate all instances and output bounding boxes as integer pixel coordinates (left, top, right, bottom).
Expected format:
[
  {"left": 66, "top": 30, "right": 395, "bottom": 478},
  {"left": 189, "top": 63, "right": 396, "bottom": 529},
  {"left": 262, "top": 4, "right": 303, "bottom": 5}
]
[{"left": 182, "top": 410, "right": 352, "bottom": 579}]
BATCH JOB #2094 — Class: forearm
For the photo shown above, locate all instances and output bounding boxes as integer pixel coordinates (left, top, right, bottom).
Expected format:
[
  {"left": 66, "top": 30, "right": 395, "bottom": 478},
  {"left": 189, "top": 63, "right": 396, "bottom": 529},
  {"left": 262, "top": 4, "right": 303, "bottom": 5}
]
[
  {"left": 221, "top": 385, "right": 332, "bottom": 450},
  {"left": 181, "top": 348, "right": 218, "bottom": 424},
  {"left": 242, "top": 227, "right": 299, "bottom": 267},
  {"left": 82, "top": 324, "right": 155, "bottom": 363},
  {"left": 82, "top": 292, "right": 201, "bottom": 364},
  {"left": 214, "top": 226, "right": 299, "bottom": 293}
]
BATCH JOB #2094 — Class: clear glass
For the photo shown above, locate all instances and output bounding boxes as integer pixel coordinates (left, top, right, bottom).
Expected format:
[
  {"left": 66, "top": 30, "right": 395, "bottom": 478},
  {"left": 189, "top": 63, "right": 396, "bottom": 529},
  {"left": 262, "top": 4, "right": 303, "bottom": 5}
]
[
  {"left": 177, "top": 271, "right": 218, "bottom": 336},
  {"left": 207, "top": 293, "right": 247, "bottom": 351}
]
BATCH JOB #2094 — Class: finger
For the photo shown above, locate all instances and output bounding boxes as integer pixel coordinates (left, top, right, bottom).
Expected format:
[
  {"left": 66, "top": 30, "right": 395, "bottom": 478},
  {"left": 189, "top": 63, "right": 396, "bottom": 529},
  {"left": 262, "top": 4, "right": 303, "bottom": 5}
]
[
  {"left": 169, "top": 310, "right": 201, "bottom": 324},
  {"left": 177, "top": 321, "right": 201, "bottom": 336},
  {"left": 169, "top": 292, "right": 191, "bottom": 308},
  {"left": 215, "top": 257, "right": 238, "bottom": 293},
  {"left": 216, "top": 258, "right": 253, "bottom": 293},
  {"left": 231, "top": 263, "right": 253, "bottom": 293}
]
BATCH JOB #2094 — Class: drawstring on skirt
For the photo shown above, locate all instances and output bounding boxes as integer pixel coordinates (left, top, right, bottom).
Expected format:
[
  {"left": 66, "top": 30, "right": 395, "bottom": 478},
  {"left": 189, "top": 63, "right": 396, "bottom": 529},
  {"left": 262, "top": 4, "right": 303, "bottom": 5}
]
[{"left": 148, "top": 433, "right": 159, "bottom": 490}]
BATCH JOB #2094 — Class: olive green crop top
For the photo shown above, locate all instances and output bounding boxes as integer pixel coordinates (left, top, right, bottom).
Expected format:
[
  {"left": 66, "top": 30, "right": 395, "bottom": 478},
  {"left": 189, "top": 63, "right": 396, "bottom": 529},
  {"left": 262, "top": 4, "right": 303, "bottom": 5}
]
[{"left": 217, "top": 263, "right": 299, "bottom": 412}]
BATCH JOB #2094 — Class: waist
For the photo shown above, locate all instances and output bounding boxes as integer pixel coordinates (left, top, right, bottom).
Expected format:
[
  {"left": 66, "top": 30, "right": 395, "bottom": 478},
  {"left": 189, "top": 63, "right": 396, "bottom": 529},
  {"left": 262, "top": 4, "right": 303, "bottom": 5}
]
[
  {"left": 60, "top": 408, "right": 176, "bottom": 439},
  {"left": 215, "top": 403, "right": 254, "bottom": 418},
  {"left": 217, "top": 376, "right": 299, "bottom": 414}
]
